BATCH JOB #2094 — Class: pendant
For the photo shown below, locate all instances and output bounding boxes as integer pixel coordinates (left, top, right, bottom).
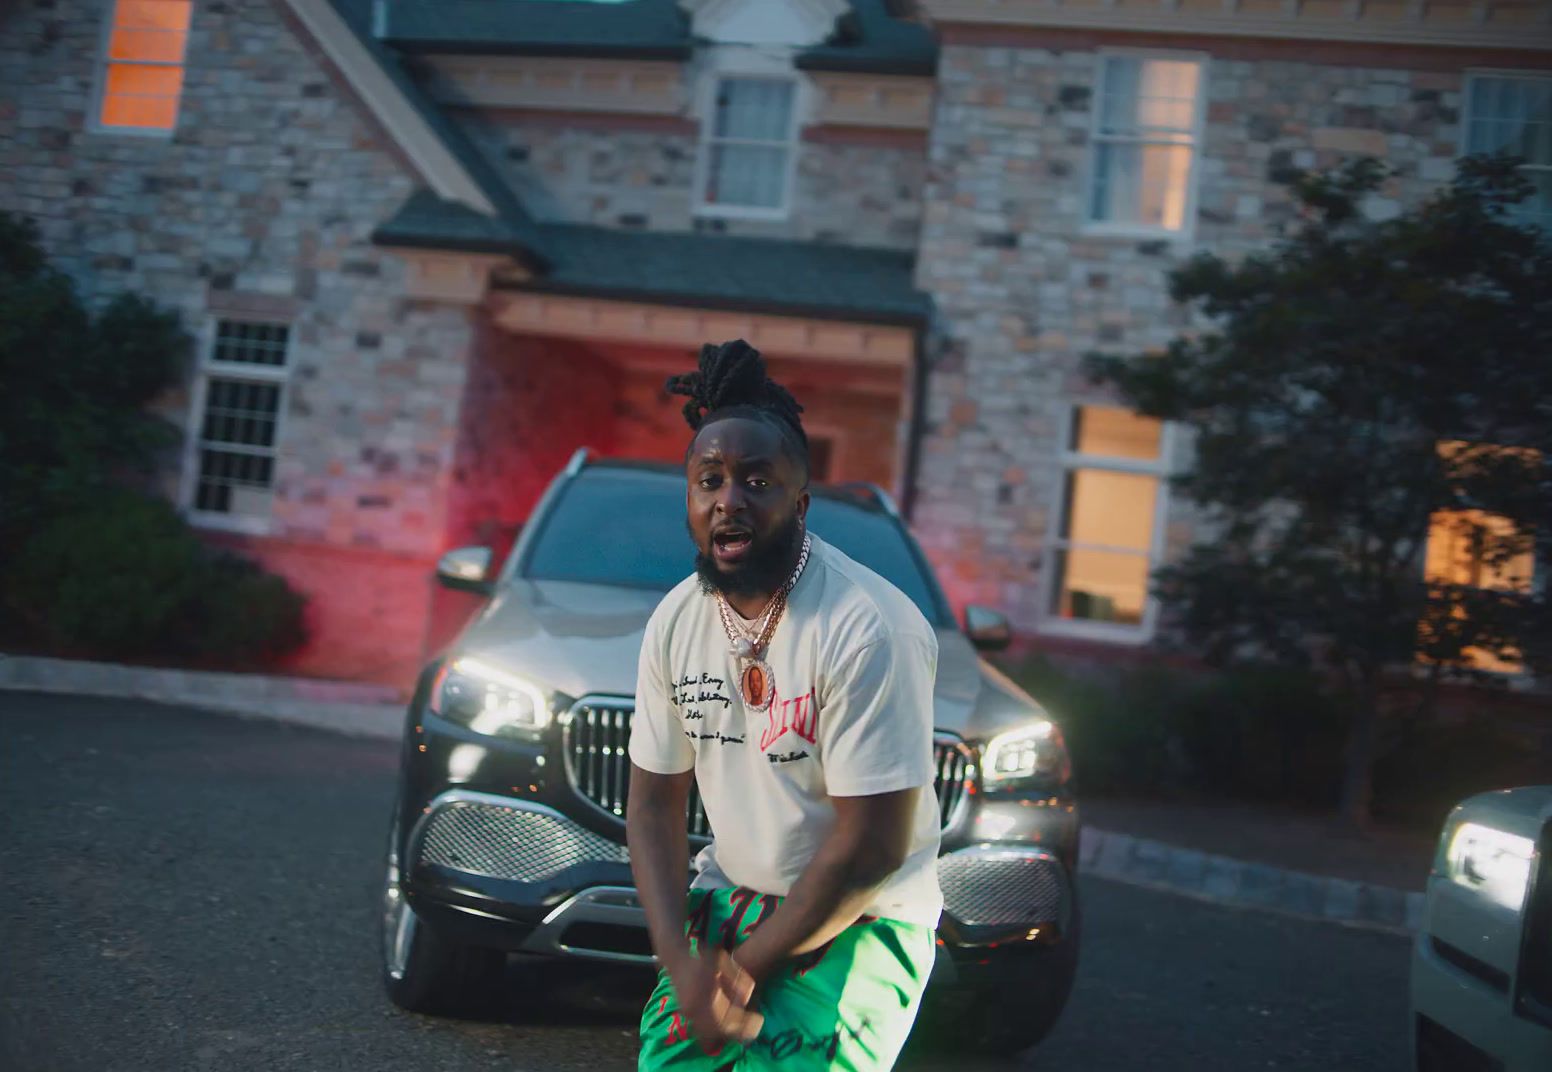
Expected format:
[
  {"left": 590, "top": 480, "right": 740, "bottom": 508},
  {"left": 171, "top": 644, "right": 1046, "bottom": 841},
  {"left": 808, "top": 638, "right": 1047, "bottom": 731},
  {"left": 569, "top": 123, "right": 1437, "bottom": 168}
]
[
  {"left": 733, "top": 637, "right": 755, "bottom": 659},
  {"left": 739, "top": 659, "right": 773, "bottom": 711}
]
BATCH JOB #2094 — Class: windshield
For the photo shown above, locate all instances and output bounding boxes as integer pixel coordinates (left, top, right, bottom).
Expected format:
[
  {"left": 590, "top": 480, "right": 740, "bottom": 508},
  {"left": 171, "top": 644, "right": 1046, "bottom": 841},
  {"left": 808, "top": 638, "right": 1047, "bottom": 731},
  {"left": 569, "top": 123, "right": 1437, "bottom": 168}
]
[{"left": 519, "top": 470, "right": 954, "bottom": 627}]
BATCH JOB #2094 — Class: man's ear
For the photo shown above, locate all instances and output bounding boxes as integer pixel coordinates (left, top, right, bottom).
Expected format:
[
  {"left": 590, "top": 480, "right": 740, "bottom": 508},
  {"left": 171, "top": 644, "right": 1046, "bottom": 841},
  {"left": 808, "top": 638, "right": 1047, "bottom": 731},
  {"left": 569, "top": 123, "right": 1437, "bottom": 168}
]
[{"left": 796, "top": 489, "right": 811, "bottom": 523}]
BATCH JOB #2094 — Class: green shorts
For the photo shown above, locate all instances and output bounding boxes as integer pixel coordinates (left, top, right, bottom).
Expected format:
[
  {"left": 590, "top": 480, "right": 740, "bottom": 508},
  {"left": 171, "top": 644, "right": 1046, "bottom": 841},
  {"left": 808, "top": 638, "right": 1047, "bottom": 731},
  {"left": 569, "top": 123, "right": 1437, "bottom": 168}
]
[{"left": 638, "top": 887, "right": 935, "bottom": 1072}]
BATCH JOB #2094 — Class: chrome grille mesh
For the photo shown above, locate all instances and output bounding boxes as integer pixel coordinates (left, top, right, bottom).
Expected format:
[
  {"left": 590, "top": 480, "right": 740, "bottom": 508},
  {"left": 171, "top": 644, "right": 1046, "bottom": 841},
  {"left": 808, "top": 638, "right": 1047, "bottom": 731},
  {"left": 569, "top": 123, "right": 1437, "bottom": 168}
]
[
  {"left": 937, "top": 852, "right": 1065, "bottom": 927},
  {"left": 566, "top": 699, "right": 970, "bottom": 837},
  {"left": 415, "top": 800, "right": 628, "bottom": 882}
]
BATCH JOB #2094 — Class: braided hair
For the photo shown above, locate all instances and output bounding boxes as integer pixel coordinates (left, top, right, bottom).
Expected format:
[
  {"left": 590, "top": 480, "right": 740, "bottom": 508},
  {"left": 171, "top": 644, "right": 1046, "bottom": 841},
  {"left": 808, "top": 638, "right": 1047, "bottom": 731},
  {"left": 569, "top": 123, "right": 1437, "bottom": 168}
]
[{"left": 666, "top": 339, "right": 810, "bottom": 480}]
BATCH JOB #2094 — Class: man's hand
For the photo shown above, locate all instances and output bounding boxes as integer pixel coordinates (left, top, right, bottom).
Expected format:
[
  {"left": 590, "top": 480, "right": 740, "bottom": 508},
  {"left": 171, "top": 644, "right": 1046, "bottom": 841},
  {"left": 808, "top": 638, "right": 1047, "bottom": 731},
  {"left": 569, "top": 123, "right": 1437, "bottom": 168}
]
[{"left": 667, "top": 947, "right": 764, "bottom": 1053}]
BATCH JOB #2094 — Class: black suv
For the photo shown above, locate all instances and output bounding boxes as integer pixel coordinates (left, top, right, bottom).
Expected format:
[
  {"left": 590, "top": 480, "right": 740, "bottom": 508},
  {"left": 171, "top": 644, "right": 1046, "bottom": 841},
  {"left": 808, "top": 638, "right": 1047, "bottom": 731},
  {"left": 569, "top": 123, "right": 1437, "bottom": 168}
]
[{"left": 382, "top": 450, "right": 1080, "bottom": 1054}]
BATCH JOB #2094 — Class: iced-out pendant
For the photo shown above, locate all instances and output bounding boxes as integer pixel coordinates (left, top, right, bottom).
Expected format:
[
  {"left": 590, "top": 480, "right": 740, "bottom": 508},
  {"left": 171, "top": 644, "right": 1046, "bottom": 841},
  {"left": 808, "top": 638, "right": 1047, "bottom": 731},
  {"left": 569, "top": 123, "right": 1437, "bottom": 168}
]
[{"left": 740, "top": 660, "right": 773, "bottom": 711}]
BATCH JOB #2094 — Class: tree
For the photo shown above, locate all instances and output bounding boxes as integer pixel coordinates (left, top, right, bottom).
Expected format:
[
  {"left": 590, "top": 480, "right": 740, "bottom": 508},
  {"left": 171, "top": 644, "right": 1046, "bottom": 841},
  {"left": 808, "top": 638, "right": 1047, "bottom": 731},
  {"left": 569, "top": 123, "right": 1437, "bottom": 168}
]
[
  {"left": 0, "top": 211, "right": 308, "bottom": 668},
  {"left": 0, "top": 211, "right": 188, "bottom": 541},
  {"left": 1085, "top": 155, "right": 1552, "bottom": 826}
]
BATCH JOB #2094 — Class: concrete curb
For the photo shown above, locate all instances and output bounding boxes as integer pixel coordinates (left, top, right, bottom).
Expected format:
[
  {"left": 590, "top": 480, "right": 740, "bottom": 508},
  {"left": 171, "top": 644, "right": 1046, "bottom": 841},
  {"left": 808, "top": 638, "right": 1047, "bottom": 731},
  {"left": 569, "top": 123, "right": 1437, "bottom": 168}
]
[
  {"left": 4, "top": 654, "right": 1428, "bottom": 932},
  {"left": 0, "top": 654, "right": 404, "bottom": 741},
  {"left": 1081, "top": 826, "right": 1425, "bottom": 936}
]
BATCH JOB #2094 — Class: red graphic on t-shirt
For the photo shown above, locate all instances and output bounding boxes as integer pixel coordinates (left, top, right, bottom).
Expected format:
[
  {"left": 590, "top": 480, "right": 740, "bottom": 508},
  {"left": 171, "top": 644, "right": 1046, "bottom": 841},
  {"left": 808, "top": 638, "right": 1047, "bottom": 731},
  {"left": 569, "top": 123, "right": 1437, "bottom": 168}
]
[{"left": 759, "top": 686, "right": 818, "bottom": 752}]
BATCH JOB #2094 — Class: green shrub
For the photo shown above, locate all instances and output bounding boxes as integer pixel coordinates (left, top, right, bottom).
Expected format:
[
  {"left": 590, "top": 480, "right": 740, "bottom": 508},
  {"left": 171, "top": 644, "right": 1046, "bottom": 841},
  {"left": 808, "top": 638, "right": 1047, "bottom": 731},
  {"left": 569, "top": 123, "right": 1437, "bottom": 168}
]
[
  {"left": 1002, "top": 655, "right": 1349, "bottom": 804},
  {"left": 2, "top": 491, "right": 307, "bottom": 668}
]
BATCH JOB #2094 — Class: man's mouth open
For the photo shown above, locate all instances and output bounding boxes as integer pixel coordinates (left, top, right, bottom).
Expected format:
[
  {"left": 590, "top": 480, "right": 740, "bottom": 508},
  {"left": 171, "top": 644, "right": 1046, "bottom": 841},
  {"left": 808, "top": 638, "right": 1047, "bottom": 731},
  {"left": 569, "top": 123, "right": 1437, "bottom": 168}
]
[{"left": 712, "top": 528, "right": 754, "bottom": 564}]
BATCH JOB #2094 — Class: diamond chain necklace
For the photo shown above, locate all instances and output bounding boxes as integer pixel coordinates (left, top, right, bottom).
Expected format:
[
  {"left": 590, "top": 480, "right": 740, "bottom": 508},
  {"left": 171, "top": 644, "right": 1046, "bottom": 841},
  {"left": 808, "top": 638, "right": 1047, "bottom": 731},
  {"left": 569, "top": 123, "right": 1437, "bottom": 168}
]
[{"left": 714, "top": 532, "right": 811, "bottom": 711}]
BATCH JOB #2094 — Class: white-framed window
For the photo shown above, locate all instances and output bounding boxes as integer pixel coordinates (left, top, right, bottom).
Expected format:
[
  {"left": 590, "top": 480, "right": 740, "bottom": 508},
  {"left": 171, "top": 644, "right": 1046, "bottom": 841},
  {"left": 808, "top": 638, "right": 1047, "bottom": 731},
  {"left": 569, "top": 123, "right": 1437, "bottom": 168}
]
[
  {"left": 1043, "top": 405, "right": 1171, "bottom": 642},
  {"left": 694, "top": 75, "right": 799, "bottom": 219},
  {"left": 1462, "top": 72, "right": 1552, "bottom": 232},
  {"left": 92, "top": 0, "right": 193, "bottom": 134},
  {"left": 181, "top": 320, "right": 291, "bottom": 531},
  {"left": 1086, "top": 52, "right": 1207, "bottom": 237}
]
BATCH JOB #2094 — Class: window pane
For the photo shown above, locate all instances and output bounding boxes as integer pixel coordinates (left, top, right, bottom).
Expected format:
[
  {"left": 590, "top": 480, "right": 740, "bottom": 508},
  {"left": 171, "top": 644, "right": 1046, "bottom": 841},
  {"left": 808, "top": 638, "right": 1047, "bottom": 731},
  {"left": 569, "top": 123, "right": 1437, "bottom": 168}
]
[
  {"left": 713, "top": 78, "right": 794, "bottom": 142},
  {"left": 104, "top": 61, "right": 182, "bottom": 98},
  {"left": 1091, "top": 141, "right": 1194, "bottom": 230},
  {"left": 1051, "top": 548, "right": 1150, "bottom": 625},
  {"left": 1467, "top": 76, "right": 1552, "bottom": 167},
  {"left": 705, "top": 144, "right": 788, "bottom": 209},
  {"left": 1071, "top": 406, "right": 1163, "bottom": 461},
  {"left": 213, "top": 320, "right": 290, "bottom": 366},
  {"left": 108, "top": 26, "right": 187, "bottom": 63},
  {"left": 1060, "top": 468, "right": 1159, "bottom": 551},
  {"left": 114, "top": 0, "right": 193, "bottom": 33},
  {"left": 1101, "top": 56, "right": 1199, "bottom": 136},
  {"left": 1425, "top": 509, "right": 1534, "bottom": 593}
]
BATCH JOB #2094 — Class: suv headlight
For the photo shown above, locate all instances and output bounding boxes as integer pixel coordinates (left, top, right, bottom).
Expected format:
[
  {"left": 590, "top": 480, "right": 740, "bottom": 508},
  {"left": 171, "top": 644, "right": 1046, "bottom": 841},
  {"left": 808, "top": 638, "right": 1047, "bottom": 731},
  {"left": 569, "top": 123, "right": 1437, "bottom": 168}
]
[
  {"left": 430, "top": 656, "right": 553, "bottom": 739},
  {"left": 1446, "top": 821, "right": 1536, "bottom": 911},
  {"left": 982, "top": 718, "right": 1071, "bottom": 788}
]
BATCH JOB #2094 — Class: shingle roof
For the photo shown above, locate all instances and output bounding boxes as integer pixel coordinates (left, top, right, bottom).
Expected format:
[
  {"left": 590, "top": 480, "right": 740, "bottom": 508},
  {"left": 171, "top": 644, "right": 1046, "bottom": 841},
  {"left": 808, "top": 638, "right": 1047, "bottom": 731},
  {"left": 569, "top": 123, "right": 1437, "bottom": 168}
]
[
  {"left": 373, "top": 193, "right": 928, "bottom": 325},
  {"left": 379, "top": 0, "right": 691, "bottom": 59},
  {"left": 371, "top": 189, "right": 536, "bottom": 253},
  {"left": 373, "top": 0, "right": 936, "bottom": 74},
  {"left": 530, "top": 223, "right": 929, "bottom": 324},
  {"left": 329, "top": 0, "right": 552, "bottom": 266}
]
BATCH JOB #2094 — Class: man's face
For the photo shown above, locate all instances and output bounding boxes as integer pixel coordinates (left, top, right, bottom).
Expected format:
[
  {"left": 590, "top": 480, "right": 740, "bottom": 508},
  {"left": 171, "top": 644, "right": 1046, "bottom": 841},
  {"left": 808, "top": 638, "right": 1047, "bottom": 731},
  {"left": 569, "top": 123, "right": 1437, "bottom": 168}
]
[{"left": 686, "top": 416, "right": 810, "bottom": 599}]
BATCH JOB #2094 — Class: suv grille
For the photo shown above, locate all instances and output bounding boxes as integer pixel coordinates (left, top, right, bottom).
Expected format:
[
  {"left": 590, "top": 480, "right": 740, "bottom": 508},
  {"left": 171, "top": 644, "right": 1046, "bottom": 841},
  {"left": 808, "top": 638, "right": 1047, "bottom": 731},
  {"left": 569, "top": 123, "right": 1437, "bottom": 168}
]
[{"left": 564, "top": 698, "right": 973, "bottom": 837}]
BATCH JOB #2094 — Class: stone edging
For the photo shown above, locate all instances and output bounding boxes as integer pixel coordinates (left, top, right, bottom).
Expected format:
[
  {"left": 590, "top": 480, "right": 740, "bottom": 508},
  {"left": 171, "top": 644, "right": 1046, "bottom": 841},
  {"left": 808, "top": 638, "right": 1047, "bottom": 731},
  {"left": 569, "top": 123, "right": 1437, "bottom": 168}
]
[
  {"left": 0, "top": 653, "right": 404, "bottom": 741},
  {"left": 1080, "top": 827, "right": 1425, "bottom": 936}
]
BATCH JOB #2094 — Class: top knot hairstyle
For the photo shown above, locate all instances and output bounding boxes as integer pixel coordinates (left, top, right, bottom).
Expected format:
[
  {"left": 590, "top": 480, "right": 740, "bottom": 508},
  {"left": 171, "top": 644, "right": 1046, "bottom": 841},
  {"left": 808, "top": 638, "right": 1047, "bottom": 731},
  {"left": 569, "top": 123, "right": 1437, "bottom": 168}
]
[{"left": 665, "top": 339, "right": 810, "bottom": 480}]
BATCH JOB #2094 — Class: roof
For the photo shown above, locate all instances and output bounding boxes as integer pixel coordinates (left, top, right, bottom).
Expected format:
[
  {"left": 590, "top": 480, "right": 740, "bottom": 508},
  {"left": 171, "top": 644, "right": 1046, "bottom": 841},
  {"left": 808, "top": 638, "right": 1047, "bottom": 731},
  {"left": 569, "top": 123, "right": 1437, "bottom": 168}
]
[
  {"left": 379, "top": 0, "right": 692, "bottom": 59},
  {"left": 335, "top": 0, "right": 932, "bottom": 324},
  {"left": 374, "top": 195, "right": 929, "bottom": 325},
  {"left": 375, "top": 0, "right": 937, "bottom": 74},
  {"left": 329, "top": 0, "right": 552, "bottom": 266},
  {"left": 528, "top": 223, "right": 928, "bottom": 325}
]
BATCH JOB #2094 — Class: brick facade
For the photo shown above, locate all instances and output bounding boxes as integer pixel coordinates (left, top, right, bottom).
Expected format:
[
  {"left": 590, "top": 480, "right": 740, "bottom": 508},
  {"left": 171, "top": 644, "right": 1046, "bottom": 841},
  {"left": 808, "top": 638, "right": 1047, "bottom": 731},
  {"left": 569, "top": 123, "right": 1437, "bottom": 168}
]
[
  {"left": 0, "top": 0, "right": 475, "bottom": 687},
  {"left": 913, "top": 43, "right": 1476, "bottom": 632},
  {"left": 460, "top": 115, "right": 926, "bottom": 249}
]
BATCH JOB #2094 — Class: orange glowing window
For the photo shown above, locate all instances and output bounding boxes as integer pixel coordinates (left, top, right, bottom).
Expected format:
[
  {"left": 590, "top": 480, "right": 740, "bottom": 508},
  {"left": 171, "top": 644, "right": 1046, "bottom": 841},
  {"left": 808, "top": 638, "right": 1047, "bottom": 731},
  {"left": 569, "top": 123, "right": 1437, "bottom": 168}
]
[
  {"left": 97, "top": 0, "right": 192, "bottom": 131},
  {"left": 1422, "top": 441, "right": 1540, "bottom": 673}
]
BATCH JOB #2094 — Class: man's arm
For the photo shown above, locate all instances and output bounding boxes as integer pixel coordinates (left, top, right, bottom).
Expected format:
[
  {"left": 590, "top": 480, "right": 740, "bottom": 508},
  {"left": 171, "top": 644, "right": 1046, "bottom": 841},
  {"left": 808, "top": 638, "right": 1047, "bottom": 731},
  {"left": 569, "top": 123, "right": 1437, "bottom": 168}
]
[
  {"left": 721, "top": 786, "right": 919, "bottom": 983},
  {"left": 628, "top": 764, "right": 763, "bottom": 1051},
  {"left": 626, "top": 764, "right": 695, "bottom": 975}
]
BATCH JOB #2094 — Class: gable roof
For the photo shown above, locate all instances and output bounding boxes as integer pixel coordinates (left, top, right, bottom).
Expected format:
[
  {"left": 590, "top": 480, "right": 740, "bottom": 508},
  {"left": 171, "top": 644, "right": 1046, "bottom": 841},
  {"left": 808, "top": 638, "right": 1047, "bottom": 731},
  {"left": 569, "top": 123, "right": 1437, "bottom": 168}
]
[
  {"left": 319, "top": 0, "right": 931, "bottom": 324},
  {"left": 375, "top": 0, "right": 936, "bottom": 74}
]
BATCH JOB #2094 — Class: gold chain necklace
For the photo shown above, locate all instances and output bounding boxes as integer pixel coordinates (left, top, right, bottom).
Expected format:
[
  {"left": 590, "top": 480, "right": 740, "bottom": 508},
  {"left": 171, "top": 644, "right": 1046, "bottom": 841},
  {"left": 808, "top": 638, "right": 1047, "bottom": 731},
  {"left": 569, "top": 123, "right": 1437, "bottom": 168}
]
[{"left": 715, "top": 532, "right": 811, "bottom": 711}]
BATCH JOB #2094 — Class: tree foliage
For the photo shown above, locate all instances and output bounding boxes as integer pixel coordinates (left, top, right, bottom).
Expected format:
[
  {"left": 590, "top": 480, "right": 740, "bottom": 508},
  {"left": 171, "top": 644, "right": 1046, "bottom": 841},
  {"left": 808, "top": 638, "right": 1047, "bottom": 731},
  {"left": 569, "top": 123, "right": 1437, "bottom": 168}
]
[
  {"left": 1085, "top": 155, "right": 1552, "bottom": 822},
  {"left": 0, "top": 211, "right": 307, "bottom": 668}
]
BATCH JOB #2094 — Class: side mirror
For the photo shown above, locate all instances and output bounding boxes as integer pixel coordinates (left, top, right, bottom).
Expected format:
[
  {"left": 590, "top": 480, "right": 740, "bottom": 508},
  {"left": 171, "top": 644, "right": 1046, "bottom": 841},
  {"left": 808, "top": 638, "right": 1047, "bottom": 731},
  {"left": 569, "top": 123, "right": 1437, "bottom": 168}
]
[
  {"left": 965, "top": 605, "right": 1011, "bottom": 652},
  {"left": 435, "top": 546, "right": 494, "bottom": 596}
]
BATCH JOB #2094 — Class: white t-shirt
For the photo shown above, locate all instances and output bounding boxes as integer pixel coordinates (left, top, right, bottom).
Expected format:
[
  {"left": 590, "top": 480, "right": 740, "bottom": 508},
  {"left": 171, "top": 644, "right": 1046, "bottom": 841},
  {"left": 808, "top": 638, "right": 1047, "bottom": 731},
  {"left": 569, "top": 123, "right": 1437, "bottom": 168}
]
[{"left": 628, "top": 534, "right": 943, "bottom": 929}]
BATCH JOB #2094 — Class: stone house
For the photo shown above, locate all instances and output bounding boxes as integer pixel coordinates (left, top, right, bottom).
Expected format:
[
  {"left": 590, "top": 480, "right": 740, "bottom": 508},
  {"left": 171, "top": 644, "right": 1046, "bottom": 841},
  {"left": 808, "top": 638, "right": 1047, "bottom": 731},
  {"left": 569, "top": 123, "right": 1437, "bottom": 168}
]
[{"left": 1, "top": 0, "right": 1547, "bottom": 688}]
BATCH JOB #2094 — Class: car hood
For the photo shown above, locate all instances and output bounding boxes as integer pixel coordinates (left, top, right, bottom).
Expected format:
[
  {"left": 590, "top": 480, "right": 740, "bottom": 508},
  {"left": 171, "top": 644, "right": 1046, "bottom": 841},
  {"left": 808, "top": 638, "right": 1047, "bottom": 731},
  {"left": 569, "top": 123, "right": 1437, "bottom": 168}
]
[{"left": 453, "top": 579, "right": 1054, "bottom": 743}]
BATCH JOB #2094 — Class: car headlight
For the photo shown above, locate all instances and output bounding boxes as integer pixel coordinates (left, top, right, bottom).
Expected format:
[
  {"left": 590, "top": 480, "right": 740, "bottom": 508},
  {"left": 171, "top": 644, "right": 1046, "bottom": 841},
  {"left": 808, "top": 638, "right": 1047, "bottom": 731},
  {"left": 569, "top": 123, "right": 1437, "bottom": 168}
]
[
  {"left": 1446, "top": 821, "right": 1536, "bottom": 911},
  {"left": 429, "top": 656, "right": 552, "bottom": 739},
  {"left": 982, "top": 718, "right": 1071, "bottom": 787}
]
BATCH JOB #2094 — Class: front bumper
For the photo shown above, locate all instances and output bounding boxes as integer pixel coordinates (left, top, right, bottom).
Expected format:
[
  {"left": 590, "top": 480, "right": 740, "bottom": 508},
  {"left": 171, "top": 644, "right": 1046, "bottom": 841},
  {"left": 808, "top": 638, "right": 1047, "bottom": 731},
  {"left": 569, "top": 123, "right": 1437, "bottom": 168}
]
[{"left": 402, "top": 790, "right": 1078, "bottom": 966}]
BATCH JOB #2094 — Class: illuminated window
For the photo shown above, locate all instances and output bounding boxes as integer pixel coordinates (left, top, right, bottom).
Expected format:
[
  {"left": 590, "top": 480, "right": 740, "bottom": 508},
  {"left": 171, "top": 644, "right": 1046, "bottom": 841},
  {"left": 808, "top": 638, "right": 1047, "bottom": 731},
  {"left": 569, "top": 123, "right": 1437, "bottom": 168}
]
[
  {"left": 1048, "top": 406, "right": 1167, "bottom": 637},
  {"left": 96, "top": 0, "right": 192, "bottom": 132},
  {"left": 1424, "top": 441, "right": 1538, "bottom": 673},
  {"left": 1464, "top": 73, "right": 1552, "bottom": 232},
  {"left": 1088, "top": 54, "right": 1205, "bottom": 234},
  {"left": 186, "top": 321, "right": 290, "bottom": 524},
  {"left": 696, "top": 77, "right": 797, "bottom": 217}
]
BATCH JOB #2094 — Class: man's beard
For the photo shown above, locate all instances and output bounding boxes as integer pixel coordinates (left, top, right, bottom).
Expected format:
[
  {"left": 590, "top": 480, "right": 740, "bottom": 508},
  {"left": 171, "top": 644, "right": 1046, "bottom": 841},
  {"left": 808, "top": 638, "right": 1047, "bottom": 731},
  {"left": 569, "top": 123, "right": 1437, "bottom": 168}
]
[{"left": 692, "top": 512, "right": 804, "bottom": 600}]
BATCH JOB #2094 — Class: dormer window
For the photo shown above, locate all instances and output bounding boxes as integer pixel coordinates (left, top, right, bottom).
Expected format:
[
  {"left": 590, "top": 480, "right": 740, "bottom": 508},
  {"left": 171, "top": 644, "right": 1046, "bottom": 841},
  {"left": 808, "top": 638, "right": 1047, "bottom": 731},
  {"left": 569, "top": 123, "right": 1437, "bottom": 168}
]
[{"left": 695, "top": 76, "right": 799, "bottom": 219}]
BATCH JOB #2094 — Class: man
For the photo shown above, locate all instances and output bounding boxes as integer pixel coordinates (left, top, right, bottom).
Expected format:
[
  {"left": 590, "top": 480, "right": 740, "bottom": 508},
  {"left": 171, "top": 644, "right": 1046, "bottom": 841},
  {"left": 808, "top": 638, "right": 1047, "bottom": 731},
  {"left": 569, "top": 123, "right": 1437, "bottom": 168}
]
[{"left": 627, "top": 339, "right": 943, "bottom": 1071}]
